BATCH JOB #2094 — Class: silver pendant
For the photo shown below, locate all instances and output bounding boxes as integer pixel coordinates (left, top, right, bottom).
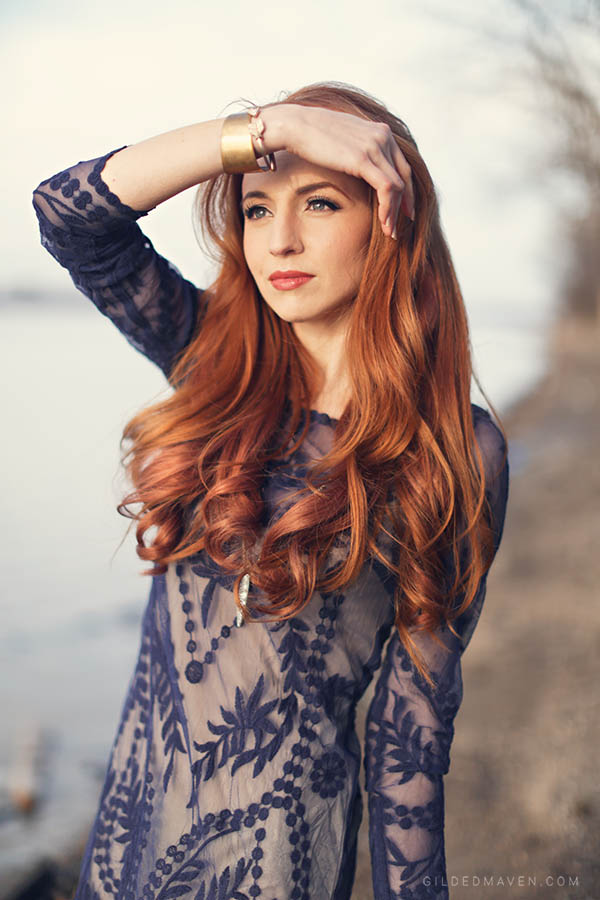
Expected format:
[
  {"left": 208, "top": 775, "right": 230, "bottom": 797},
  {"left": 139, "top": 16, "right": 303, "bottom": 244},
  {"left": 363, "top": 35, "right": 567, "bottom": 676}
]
[{"left": 235, "top": 573, "right": 250, "bottom": 627}]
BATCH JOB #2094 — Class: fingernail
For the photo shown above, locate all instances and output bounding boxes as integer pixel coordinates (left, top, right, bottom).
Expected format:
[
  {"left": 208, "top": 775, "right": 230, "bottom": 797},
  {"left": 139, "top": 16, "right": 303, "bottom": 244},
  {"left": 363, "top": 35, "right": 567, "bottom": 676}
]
[{"left": 391, "top": 227, "right": 397, "bottom": 240}]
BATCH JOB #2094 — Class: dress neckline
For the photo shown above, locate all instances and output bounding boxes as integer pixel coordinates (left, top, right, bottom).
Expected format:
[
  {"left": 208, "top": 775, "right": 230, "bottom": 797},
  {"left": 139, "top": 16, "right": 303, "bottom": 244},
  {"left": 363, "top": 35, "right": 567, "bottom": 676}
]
[
  {"left": 282, "top": 397, "right": 339, "bottom": 431},
  {"left": 309, "top": 408, "right": 339, "bottom": 427}
]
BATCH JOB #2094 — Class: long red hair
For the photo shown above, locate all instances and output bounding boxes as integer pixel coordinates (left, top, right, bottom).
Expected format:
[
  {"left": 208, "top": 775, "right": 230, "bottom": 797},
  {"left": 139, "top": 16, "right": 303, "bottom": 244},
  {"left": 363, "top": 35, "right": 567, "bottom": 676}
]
[{"left": 118, "top": 81, "right": 507, "bottom": 687}]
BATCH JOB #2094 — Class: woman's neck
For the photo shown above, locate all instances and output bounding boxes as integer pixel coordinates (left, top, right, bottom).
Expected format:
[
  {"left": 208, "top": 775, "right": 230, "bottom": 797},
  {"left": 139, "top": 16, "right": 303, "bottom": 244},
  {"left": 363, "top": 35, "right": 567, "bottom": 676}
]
[{"left": 292, "top": 316, "right": 351, "bottom": 420}]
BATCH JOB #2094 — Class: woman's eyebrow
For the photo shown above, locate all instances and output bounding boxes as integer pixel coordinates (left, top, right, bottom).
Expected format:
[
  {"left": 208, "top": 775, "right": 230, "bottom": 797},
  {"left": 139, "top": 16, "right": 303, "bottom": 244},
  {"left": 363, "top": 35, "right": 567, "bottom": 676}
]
[{"left": 241, "top": 181, "right": 351, "bottom": 203}]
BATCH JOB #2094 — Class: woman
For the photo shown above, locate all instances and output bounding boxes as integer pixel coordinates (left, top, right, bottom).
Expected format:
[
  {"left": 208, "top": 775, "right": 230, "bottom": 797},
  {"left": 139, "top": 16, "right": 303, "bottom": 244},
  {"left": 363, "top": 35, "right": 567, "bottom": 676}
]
[{"left": 32, "top": 81, "right": 509, "bottom": 900}]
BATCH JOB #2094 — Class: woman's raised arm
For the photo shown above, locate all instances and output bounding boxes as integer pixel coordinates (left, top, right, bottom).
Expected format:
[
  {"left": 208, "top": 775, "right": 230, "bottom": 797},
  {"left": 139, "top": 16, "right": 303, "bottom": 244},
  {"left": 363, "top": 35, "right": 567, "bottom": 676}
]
[
  {"left": 31, "top": 116, "right": 263, "bottom": 378},
  {"left": 31, "top": 105, "right": 414, "bottom": 377},
  {"left": 97, "top": 105, "right": 414, "bottom": 230},
  {"left": 97, "top": 117, "right": 244, "bottom": 213},
  {"left": 31, "top": 143, "right": 209, "bottom": 379}
]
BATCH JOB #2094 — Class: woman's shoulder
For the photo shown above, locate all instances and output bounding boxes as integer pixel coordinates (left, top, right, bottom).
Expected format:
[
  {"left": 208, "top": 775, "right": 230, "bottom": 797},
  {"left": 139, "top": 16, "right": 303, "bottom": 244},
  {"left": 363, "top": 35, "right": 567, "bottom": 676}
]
[
  {"left": 470, "top": 401, "right": 494, "bottom": 422},
  {"left": 469, "top": 402, "right": 507, "bottom": 449},
  {"left": 469, "top": 402, "right": 509, "bottom": 497}
]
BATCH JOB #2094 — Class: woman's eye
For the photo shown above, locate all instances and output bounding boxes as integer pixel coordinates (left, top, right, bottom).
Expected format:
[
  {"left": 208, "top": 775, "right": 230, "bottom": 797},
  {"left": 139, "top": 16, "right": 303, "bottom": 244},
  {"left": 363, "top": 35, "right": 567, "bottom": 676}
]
[
  {"left": 243, "top": 204, "right": 268, "bottom": 220},
  {"left": 242, "top": 197, "right": 339, "bottom": 220},
  {"left": 307, "top": 197, "right": 339, "bottom": 212}
]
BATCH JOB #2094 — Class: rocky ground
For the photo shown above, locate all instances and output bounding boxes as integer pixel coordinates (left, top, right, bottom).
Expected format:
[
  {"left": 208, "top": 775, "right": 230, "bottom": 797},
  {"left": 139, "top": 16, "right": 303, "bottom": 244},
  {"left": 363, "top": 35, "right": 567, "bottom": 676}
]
[{"left": 351, "top": 313, "right": 600, "bottom": 899}]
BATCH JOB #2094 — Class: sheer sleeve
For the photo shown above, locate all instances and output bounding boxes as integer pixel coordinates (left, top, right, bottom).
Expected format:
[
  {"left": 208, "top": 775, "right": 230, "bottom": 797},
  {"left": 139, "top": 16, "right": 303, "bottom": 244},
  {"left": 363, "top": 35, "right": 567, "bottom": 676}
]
[
  {"left": 364, "top": 406, "right": 510, "bottom": 898},
  {"left": 31, "top": 146, "right": 205, "bottom": 378}
]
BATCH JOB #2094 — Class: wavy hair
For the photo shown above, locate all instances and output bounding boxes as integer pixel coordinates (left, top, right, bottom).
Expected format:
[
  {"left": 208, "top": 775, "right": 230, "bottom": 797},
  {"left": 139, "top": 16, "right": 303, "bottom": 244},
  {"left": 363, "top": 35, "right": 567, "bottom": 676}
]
[{"left": 118, "top": 81, "right": 508, "bottom": 688}]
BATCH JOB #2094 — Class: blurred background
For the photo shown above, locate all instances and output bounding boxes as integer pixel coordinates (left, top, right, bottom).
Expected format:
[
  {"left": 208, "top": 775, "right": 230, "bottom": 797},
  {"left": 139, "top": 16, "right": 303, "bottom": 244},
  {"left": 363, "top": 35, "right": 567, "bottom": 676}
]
[{"left": 1, "top": 0, "right": 598, "bottom": 897}]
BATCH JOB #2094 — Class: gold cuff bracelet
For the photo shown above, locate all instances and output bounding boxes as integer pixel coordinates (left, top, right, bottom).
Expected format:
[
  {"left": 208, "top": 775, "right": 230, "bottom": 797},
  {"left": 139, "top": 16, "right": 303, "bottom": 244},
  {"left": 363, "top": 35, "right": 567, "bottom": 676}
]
[{"left": 220, "top": 109, "right": 277, "bottom": 174}]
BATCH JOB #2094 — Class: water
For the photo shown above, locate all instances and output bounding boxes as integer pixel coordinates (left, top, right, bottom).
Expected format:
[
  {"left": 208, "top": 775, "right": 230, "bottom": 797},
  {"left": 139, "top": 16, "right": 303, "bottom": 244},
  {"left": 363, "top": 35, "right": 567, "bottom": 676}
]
[{"left": 0, "top": 292, "right": 550, "bottom": 880}]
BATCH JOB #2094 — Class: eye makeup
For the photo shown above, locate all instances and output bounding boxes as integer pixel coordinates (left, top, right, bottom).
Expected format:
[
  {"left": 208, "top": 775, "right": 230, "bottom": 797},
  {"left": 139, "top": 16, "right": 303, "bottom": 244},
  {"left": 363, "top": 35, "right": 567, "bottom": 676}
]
[{"left": 241, "top": 196, "right": 341, "bottom": 220}]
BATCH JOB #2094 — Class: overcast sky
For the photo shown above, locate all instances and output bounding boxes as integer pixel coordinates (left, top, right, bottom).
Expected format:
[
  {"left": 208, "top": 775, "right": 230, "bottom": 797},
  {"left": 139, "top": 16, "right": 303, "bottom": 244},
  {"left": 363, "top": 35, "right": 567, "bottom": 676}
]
[{"left": 2, "top": 0, "right": 577, "bottom": 331}]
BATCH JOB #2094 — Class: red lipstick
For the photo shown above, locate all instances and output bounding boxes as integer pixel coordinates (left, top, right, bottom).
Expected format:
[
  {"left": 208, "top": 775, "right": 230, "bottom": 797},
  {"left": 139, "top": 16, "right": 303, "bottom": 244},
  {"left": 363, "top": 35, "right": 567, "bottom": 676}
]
[{"left": 268, "top": 270, "right": 314, "bottom": 291}]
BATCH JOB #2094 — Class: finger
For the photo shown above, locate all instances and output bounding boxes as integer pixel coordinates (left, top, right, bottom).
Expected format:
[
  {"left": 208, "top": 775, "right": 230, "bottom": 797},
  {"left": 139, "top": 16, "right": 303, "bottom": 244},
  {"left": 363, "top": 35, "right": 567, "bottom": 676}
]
[
  {"left": 360, "top": 142, "right": 405, "bottom": 228},
  {"left": 389, "top": 140, "right": 415, "bottom": 221},
  {"left": 359, "top": 157, "right": 403, "bottom": 238},
  {"left": 379, "top": 145, "right": 408, "bottom": 236},
  {"left": 368, "top": 137, "right": 413, "bottom": 234},
  {"left": 376, "top": 150, "right": 408, "bottom": 229}
]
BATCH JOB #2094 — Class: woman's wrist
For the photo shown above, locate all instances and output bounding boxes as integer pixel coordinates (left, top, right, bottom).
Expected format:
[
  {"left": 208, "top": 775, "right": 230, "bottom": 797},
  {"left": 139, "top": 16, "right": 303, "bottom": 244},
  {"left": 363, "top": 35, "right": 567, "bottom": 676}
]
[{"left": 257, "top": 103, "right": 297, "bottom": 158}]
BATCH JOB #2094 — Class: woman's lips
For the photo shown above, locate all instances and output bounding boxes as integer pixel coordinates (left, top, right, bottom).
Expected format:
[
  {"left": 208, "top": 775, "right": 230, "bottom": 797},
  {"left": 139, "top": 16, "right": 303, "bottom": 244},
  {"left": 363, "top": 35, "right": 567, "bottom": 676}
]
[{"left": 269, "top": 273, "right": 315, "bottom": 291}]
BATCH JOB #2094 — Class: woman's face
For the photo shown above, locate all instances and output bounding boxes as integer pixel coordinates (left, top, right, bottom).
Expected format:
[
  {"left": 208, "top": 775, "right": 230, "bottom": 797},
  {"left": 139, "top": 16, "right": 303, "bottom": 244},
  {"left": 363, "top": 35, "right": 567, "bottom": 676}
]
[{"left": 241, "top": 151, "right": 373, "bottom": 328}]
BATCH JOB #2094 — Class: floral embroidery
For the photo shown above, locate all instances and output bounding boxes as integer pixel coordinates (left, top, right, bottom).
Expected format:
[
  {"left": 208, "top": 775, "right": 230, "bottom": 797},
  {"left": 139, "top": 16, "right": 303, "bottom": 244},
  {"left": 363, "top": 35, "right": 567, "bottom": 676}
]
[
  {"left": 309, "top": 750, "right": 348, "bottom": 799},
  {"left": 191, "top": 673, "right": 281, "bottom": 784}
]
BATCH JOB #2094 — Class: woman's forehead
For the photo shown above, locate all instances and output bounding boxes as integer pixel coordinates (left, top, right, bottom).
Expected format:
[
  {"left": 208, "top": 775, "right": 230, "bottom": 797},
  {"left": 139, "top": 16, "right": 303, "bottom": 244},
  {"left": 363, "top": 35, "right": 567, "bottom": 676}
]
[{"left": 241, "top": 150, "right": 368, "bottom": 200}]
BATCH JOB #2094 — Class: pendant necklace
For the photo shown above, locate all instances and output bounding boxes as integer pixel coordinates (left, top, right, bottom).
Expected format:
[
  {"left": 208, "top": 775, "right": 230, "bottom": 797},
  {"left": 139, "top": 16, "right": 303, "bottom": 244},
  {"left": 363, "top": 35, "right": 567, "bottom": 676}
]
[{"left": 235, "top": 572, "right": 250, "bottom": 627}]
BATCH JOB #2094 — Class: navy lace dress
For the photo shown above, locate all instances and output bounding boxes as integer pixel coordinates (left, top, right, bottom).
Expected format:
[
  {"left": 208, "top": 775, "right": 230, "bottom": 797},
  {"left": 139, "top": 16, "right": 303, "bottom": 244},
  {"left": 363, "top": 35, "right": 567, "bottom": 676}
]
[{"left": 32, "top": 148, "right": 510, "bottom": 900}]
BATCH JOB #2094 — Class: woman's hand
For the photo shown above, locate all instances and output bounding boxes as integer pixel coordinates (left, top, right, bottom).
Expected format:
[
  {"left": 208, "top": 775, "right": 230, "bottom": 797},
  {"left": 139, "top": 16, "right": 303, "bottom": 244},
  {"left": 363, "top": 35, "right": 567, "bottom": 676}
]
[
  {"left": 262, "top": 103, "right": 415, "bottom": 240},
  {"left": 97, "top": 107, "right": 413, "bottom": 233}
]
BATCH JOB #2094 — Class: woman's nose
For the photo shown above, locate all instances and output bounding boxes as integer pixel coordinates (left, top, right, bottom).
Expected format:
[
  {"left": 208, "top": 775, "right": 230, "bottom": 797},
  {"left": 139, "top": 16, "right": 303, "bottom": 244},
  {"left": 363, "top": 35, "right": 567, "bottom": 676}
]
[{"left": 269, "top": 213, "right": 304, "bottom": 256}]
